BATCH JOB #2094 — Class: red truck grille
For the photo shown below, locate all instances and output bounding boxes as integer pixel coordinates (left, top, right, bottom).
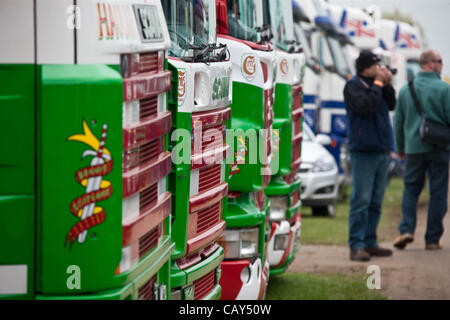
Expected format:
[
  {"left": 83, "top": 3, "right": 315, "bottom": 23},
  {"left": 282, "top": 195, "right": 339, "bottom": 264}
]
[
  {"left": 264, "top": 88, "right": 273, "bottom": 120},
  {"left": 284, "top": 172, "right": 297, "bottom": 184},
  {"left": 139, "top": 225, "right": 159, "bottom": 258},
  {"left": 193, "top": 270, "right": 216, "bottom": 300},
  {"left": 292, "top": 85, "right": 302, "bottom": 110},
  {"left": 123, "top": 137, "right": 162, "bottom": 171},
  {"left": 198, "top": 164, "right": 221, "bottom": 193},
  {"left": 292, "top": 141, "right": 301, "bottom": 161},
  {"left": 139, "top": 52, "right": 159, "bottom": 74},
  {"left": 140, "top": 95, "right": 158, "bottom": 120},
  {"left": 291, "top": 190, "right": 300, "bottom": 207},
  {"left": 264, "top": 88, "right": 274, "bottom": 161},
  {"left": 196, "top": 202, "right": 221, "bottom": 234},
  {"left": 138, "top": 275, "right": 156, "bottom": 300},
  {"left": 253, "top": 189, "right": 266, "bottom": 210},
  {"left": 294, "top": 118, "right": 302, "bottom": 135},
  {"left": 201, "top": 123, "right": 225, "bottom": 153},
  {"left": 139, "top": 182, "right": 158, "bottom": 213},
  {"left": 140, "top": 138, "right": 161, "bottom": 165}
]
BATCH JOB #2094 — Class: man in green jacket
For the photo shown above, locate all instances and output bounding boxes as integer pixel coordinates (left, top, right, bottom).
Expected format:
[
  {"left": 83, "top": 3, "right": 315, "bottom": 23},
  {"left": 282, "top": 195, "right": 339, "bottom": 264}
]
[{"left": 393, "top": 50, "right": 450, "bottom": 250}]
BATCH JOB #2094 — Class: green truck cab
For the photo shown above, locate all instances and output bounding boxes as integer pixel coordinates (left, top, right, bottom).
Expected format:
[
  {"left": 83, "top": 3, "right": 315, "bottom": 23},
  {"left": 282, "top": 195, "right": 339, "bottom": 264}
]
[
  {"left": 215, "top": 0, "right": 274, "bottom": 300},
  {"left": 162, "top": 0, "right": 232, "bottom": 300},
  {"left": 265, "top": 0, "right": 305, "bottom": 275},
  {"left": 0, "top": 0, "right": 174, "bottom": 299}
]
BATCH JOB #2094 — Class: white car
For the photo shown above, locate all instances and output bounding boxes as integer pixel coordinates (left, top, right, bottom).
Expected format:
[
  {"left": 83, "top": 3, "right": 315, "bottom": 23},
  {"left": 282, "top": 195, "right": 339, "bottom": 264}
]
[{"left": 299, "top": 124, "right": 339, "bottom": 217}]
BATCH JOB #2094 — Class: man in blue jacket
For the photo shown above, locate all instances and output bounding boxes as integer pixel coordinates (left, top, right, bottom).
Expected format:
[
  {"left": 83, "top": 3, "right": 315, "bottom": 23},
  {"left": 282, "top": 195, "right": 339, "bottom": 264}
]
[{"left": 343, "top": 50, "right": 396, "bottom": 261}]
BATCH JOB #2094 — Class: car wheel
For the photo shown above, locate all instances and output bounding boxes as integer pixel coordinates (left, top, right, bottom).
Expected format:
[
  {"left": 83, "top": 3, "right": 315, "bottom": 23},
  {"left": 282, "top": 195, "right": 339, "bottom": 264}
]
[{"left": 312, "top": 202, "right": 337, "bottom": 218}]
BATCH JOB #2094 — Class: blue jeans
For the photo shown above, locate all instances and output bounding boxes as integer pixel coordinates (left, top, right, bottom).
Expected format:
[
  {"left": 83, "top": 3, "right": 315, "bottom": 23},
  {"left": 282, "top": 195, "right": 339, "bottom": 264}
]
[
  {"left": 399, "top": 151, "right": 449, "bottom": 244},
  {"left": 349, "top": 151, "right": 390, "bottom": 250}
]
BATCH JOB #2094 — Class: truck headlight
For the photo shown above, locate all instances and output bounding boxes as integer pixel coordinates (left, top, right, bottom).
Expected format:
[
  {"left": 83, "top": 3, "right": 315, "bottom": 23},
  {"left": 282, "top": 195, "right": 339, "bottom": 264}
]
[
  {"left": 274, "top": 234, "right": 290, "bottom": 251},
  {"left": 311, "top": 157, "right": 336, "bottom": 172},
  {"left": 219, "top": 228, "right": 259, "bottom": 259},
  {"left": 269, "top": 196, "right": 288, "bottom": 222},
  {"left": 171, "top": 289, "right": 181, "bottom": 300}
]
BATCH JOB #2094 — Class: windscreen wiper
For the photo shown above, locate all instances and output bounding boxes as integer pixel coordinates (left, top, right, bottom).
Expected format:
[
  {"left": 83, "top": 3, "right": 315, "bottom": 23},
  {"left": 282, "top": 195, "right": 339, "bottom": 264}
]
[
  {"left": 189, "top": 43, "right": 229, "bottom": 64},
  {"left": 209, "top": 43, "right": 228, "bottom": 62},
  {"left": 189, "top": 44, "right": 210, "bottom": 63},
  {"left": 255, "top": 24, "right": 273, "bottom": 43}
]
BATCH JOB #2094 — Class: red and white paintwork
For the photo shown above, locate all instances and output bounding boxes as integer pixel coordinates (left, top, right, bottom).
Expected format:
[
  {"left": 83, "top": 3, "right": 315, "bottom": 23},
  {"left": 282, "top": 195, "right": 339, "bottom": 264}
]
[
  {"left": 219, "top": 257, "right": 270, "bottom": 300},
  {"left": 267, "top": 220, "right": 291, "bottom": 267}
]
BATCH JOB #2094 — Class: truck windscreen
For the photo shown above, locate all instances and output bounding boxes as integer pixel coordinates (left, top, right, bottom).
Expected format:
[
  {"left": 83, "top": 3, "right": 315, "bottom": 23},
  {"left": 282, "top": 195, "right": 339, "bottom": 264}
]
[
  {"left": 268, "top": 0, "right": 295, "bottom": 51},
  {"left": 326, "top": 35, "right": 351, "bottom": 79},
  {"left": 227, "top": 0, "right": 258, "bottom": 42},
  {"left": 294, "top": 24, "right": 315, "bottom": 68},
  {"left": 162, "top": 0, "right": 209, "bottom": 58}
]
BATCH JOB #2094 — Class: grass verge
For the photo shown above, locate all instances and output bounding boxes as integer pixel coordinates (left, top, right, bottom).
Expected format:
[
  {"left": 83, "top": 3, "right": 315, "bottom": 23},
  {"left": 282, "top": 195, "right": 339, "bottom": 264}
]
[
  {"left": 265, "top": 272, "right": 387, "bottom": 300},
  {"left": 299, "top": 177, "right": 430, "bottom": 245}
]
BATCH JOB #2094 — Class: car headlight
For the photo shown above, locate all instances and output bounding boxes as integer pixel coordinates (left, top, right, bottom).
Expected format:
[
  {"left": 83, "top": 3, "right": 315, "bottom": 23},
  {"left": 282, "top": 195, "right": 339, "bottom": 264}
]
[
  {"left": 219, "top": 228, "right": 259, "bottom": 259},
  {"left": 269, "top": 196, "right": 288, "bottom": 222},
  {"left": 311, "top": 158, "right": 336, "bottom": 172}
]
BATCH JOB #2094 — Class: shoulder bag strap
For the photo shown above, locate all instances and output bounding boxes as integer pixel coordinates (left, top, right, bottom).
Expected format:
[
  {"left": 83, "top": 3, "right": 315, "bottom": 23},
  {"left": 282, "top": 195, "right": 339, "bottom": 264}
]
[{"left": 408, "top": 80, "right": 423, "bottom": 119}]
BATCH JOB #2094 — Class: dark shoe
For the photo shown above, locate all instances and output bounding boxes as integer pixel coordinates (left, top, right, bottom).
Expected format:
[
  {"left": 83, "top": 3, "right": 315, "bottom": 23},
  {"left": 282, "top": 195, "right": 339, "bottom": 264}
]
[
  {"left": 393, "top": 233, "right": 414, "bottom": 249},
  {"left": 425, "top": 242, "right": 443, "bottom": 250},
  {"left": 350, "top": 248, "right": 371, "bottom": 262},
  {"left": 366, "top": 246, "right": 393, "bottom": 257}
]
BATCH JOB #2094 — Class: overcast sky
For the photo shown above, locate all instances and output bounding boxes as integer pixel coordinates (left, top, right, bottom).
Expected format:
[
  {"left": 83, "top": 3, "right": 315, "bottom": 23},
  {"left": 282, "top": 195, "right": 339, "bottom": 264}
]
[{"left": 327, "top": 0, "right": 450, "bottom": 78}]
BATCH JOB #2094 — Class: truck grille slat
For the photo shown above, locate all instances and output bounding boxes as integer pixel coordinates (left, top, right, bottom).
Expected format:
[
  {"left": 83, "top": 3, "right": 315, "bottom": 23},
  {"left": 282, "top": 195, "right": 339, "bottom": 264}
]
[
  {"left": 292, "top": 85, "right": 303, "bottom": 110},
  {"left": 193, "top": 270, "right": 216, "bottom": 300},
  {"left": 139, "top": 226, "right": 159, "bottom": 258},
  {"left": 291, "top": 190, "right": 300, "bottom": 207},
  {"left": 254, "top": 190, "right": 266, "bottom": 210},
  {"left": 292, "top": 142, "right": 301, "bottom": 161},
  {"left": 294, "top": 118, "right": 302, "bottom": 135},
  {"left": 140, "top": 95, "right": 158, "bottom": 120},
  {"left": 139, "top": 138, "right": 161, "bottom": 165},
  {"left": 138, "top": 276, "right": 156, "bottom": 300},
  {"left": 139, "top": 183, "right": 158, "bottom": 213},
  {"left": 139, "top": 52, "right": 159, "bottom": 74},
  {"left": 195, "top": 202, "right": 221, "bottom": 234},
  {"left": 198, "top": 165, "right": 221, "bottom": 193},
  {"left": 193, "top": 123, "right": 225, "bottom": 154}
]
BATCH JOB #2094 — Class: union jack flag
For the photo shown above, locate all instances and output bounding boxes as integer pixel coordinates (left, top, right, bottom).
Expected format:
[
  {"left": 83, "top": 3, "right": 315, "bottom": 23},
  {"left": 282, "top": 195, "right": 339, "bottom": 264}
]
[
  {"left": 339, "top": 9, "right": 375, "bottom": 38},
  {"left": 394, "top": 24, "right": 421, "bottom": 49}
]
